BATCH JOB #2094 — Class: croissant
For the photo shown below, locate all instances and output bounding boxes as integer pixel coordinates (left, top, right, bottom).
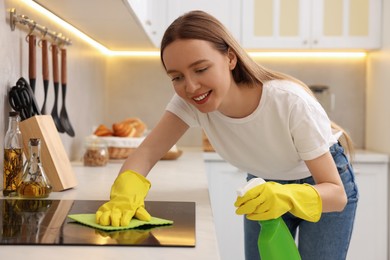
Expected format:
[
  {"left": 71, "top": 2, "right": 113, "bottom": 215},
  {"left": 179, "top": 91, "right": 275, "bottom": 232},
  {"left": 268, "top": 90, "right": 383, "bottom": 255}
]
[
  {"left": 112, "top": 122, "right": 136, "bottom": 137},
  {"left": 94, "top": 118, "right": 147, "bottom": 138},
  {"left": 121, "top": 117, "right": 147, "bottom": 137},
  {"left": 94, "top": 124, "right": 113, "bottom": 136}
]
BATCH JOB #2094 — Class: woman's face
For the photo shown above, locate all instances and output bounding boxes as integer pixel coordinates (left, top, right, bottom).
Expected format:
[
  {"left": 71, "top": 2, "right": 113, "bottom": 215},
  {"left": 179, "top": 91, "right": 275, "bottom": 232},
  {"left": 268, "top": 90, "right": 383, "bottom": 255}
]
[{"left": 162, "top": 39, "right": 237, "bottom": 113}]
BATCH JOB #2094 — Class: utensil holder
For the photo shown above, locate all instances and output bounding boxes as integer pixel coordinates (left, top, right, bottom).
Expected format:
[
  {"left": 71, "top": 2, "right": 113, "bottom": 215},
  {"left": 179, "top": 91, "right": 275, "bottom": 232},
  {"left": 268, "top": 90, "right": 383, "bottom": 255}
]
[{"left": 19, "top": 115, "right": 77, "bottom": 191}]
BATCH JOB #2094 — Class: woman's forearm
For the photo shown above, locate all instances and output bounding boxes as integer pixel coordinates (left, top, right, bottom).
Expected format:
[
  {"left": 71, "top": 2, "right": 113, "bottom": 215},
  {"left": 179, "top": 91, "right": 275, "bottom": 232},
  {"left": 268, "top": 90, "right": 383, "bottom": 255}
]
[{"left": 314, "top": 182, "right": 347, "bottom": 212}]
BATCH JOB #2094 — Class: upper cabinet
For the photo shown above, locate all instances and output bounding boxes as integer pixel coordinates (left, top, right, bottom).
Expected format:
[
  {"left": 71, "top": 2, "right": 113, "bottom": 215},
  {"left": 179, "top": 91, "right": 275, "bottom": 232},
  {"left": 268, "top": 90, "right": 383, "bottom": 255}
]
[
  {"left": 124, "top": 0, "right": 168, "bottom": 47},
  {"left": 242, "top": 0, "right": 311, "bottom": 49},
  {"left": 241, "top": 0, "right": 382, "bottom": 50},
  {"left": 312, "top": 0, "right": 381, "bottom": 49},
  {"left": 167, "top": 0, "right": 241, "bottom": 43},
  {"left": 126, "top": 0, "right": 382, "bottom": 50},
  {"left": 125, "top": 0, "right": 241, "bottom": 48}
]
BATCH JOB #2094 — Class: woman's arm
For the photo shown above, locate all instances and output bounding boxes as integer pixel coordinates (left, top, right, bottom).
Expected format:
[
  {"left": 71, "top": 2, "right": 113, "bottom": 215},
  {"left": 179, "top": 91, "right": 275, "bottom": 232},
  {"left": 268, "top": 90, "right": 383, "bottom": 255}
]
[
  {"left": 305, "top": 152, "right": 348, "bottom": 212},
  {"left": 119, "top": 111, "right": 189, "bottom": 176}
]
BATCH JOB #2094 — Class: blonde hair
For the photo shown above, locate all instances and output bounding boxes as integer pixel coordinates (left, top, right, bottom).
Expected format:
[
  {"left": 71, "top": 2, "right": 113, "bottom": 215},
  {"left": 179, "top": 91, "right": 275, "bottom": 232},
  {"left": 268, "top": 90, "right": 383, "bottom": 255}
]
[{"left": 160, "top": 10, "right": 354, "bottom": 156}]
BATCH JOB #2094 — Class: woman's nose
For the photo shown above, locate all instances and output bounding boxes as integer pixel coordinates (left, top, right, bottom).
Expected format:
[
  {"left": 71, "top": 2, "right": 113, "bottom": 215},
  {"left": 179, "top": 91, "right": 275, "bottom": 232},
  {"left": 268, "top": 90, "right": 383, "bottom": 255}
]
[{"left": 185, "top": 77, "right": 200, "bottom": 93}]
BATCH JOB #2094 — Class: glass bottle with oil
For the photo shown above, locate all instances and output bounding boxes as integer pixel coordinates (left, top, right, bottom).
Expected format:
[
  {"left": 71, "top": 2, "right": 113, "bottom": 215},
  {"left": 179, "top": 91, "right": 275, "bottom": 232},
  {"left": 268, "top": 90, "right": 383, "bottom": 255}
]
[
  {"left": 3, "top": 111, "right": 23, "bottom": 197},
  {"left": 18, "top": 138, "right": 52, "bottom": 198}
]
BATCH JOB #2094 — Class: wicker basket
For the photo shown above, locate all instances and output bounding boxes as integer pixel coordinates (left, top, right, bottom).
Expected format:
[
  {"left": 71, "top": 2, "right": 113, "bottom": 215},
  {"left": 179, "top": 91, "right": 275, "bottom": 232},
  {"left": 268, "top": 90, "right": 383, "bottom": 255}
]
[
  {"left": 107, "top": 147, "right": 136, "bottom": 159},
  {"left": 97, "top": 136, "right": 143, "bottom": 160},
  {"left": 98, "top": 136, "right": 182, "bottom": 160}
]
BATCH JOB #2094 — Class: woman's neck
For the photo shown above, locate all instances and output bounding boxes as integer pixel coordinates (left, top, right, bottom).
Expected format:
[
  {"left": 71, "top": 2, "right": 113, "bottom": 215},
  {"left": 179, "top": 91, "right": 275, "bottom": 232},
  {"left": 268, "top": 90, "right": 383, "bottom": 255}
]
[{"left": 219, "top": 83, "right": 263, "bottom": 118}]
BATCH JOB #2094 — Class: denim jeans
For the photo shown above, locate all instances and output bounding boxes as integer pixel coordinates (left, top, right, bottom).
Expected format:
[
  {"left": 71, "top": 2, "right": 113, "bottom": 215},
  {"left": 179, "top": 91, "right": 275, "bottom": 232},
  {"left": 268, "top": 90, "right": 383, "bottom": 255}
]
[{"left": 244, "top": 143, "right": 359, "bottom": 260}]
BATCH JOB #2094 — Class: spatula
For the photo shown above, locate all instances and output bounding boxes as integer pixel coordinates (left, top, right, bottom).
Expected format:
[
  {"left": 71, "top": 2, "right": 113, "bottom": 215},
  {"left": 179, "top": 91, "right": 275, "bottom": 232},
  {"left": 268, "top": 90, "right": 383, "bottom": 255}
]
[
  {"left": 40, "top": 39, "right": 49, "bottom": 114},
  {"left": 60, "top": 48, "right": 75, "bottom": 137},
  {"left": 51, "top": 44, "right": 65, "bottom": 133},
  {"left": 28, "top": 34, "right": 36, "bottom": 93}
]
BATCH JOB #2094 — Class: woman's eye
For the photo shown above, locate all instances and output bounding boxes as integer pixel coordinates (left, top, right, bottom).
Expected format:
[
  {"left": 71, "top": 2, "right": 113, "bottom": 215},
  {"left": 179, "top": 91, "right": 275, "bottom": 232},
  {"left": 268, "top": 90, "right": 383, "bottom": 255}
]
[
  {"left": 171, "top": 75, "right": 183, "bottom": 82},
  {"left": 196, "top": 67, "right": 207, "bottom": 73}
]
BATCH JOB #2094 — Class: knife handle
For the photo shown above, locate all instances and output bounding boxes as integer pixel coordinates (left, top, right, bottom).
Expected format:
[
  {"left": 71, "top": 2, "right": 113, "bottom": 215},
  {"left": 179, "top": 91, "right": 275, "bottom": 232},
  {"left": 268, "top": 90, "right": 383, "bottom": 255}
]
[
  {"left": 28, "top": 35, "right": 36, "bottom": 79},
  {"left": 42, "top": 39, "right": 49, "bottom": 81},
  {"left": 61, "top": 48, "right": 67, "bottom": 85},
  {"left": 52, "top": 44, "right": 59, "bottom": 83}
]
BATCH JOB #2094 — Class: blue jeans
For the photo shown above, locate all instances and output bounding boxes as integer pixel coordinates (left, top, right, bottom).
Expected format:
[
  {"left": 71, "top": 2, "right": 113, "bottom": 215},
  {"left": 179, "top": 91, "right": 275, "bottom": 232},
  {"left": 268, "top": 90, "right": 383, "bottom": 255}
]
[{"left": 244, "top": 143, "right": 359, "bottom": 260}]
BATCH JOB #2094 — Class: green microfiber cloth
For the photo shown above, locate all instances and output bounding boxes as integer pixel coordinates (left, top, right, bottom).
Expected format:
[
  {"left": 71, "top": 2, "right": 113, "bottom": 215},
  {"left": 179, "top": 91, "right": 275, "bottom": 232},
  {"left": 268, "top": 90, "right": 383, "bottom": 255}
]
[{"left": 68, "top": 214, "right": 173, "bottom": 231}]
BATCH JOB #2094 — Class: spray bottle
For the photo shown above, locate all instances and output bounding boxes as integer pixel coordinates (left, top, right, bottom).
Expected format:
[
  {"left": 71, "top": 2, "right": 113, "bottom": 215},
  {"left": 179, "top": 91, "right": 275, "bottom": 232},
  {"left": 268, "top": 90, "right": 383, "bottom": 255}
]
[{"left": 237, "top": 178, "right": 301, "bottom": 260}]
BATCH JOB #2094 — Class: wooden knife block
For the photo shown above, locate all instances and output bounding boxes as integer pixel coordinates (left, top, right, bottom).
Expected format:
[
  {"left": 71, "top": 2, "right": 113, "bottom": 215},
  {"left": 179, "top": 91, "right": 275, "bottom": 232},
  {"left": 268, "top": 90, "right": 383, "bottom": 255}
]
[{"left": 19, "top": 115, "right": 78, "bottom": 191}]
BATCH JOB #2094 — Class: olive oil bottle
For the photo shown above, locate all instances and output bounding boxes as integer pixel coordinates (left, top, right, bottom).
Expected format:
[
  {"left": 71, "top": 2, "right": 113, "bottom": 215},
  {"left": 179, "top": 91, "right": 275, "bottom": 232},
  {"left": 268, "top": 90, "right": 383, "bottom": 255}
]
[
  {"left": 3, "top": 111, "right": 23, "bottom": 197},
  {"left": 18, "top": 138, "right": 52, "bottom": 198}
]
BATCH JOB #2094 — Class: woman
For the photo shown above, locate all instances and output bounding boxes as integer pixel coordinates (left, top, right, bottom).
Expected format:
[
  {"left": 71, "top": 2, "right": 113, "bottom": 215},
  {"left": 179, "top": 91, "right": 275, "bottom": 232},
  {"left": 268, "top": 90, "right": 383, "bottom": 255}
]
[{"left": 96, "top": 10, "right": 358, "bottom": 260}]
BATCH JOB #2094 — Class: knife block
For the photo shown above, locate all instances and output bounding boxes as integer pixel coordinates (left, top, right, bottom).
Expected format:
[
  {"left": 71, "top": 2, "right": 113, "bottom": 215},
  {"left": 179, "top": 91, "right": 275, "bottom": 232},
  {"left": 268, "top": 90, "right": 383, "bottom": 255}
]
[{"left": 19, "top": 115, "right": 78, "bottom": 191}]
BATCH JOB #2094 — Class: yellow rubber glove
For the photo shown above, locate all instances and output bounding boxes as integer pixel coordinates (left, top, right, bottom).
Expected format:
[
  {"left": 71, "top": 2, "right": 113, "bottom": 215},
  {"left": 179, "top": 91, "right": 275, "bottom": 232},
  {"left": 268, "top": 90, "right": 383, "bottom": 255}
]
[
  {"left": 96, "top": 170, "right": 151, "bottom": 227},
  {"left": 235, "top": 182, "right": 322, "bottom": 222}
]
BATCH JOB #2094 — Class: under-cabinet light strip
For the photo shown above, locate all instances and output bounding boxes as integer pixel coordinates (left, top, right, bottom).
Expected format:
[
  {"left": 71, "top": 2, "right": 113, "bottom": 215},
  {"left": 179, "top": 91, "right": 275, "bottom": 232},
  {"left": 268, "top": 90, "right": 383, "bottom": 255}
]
[
  {"left": 22, "top": 0, "right": 367, "bottom": 59},
  {"left": 108, "top": 51, "right": 367, "bottom": 58},
  {"left": 249, "top": 52, "right": 366, "bottom": 58},
  {"left": 20, "top": 0, "right": 109, "bottom": 54}
]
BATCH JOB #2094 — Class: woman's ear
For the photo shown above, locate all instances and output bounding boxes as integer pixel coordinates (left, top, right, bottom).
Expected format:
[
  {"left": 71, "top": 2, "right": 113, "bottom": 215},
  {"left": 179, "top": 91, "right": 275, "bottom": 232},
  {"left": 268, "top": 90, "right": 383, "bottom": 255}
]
[{"left": 227, "top": 48, "right": 237, "bottom": 70}]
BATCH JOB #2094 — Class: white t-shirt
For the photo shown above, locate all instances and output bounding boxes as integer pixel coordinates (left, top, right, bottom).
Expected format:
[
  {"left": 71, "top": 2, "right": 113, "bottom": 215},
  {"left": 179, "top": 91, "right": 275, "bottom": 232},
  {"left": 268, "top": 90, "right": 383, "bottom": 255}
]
[{"left": 166, "top": 80, "right": 340, "bottom": 180}]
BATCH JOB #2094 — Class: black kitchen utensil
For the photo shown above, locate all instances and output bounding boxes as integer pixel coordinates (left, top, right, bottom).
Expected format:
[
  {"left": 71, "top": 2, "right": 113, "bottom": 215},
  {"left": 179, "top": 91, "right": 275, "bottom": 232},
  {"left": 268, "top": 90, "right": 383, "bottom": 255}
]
[
  {"left": 59, "top": 48, "right": 75, "bottom": 137},
  {"left": 8, "top": 82, "right": 31, "bottom": 120},
  {"left": 8, "top": 77, "right": 41, "bottom": 120},
  {"left": 50, "top": 44, "right": 65, "bottom": 133},
  {"left": 28, "top": 35, "right": 36, "bottom": 93},
  {"left": 40, "top": 39, "right": 49, "bottom": 114}
]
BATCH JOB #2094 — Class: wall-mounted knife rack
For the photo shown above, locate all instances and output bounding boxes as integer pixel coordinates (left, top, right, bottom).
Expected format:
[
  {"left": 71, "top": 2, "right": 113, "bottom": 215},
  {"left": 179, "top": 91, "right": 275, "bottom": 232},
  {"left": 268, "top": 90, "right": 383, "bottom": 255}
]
[{"left": 9, "top": 8, "right": 72, "bottom": 46}]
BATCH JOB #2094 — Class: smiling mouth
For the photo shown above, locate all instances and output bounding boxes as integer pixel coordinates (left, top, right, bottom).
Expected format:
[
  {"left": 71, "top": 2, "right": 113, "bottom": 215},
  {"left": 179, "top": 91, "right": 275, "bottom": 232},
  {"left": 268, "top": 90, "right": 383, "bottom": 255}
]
[{"left": 193, "top": 90, "right": 211, "bottom": 103}]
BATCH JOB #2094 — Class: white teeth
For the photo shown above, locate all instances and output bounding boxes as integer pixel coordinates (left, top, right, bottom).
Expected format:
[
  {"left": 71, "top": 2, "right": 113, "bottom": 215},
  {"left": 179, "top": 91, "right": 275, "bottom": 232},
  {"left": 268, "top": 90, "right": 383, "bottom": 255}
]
[{"left": 193, "top": 92, "right": 209, "bottom": 101}]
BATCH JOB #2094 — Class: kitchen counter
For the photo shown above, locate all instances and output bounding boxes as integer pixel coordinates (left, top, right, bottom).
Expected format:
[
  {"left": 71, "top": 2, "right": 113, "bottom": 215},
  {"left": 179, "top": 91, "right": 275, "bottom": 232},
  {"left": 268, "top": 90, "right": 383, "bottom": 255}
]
[
  {"left": 0, "top": 147, "right": 220, "bottom": 260},
  {"left": 204, "top": 149, "right": 389, "bottom": 164},
  {"left": 353, "top": 149, "right": 389, "bottom": 163}
]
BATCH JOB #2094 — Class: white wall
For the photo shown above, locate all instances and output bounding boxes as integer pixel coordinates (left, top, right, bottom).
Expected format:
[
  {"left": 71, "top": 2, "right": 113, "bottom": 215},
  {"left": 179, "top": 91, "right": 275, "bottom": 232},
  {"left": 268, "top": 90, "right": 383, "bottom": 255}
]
[
  {"left": 365, "top": 2, "right": 390, "bottom": 256},
  {"left": 366, "top": 0, "right": 390, "bottom": 153}
]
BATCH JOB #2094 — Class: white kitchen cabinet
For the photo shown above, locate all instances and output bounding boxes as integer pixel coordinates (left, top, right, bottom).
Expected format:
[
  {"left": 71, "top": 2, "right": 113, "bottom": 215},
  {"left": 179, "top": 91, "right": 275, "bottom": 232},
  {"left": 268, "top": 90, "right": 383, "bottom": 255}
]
[
  {"left": 126, "top": 0, "right": 241, "bottom": 48},
  {"left": 205, "top": 151, "right": 389, "bottom": 260},
  {"left": 242, "top": 0, "right": 311, "bottom": 49},
  {"left": 204, "top": 155, "right": 247, "bottom": 260},
  {"left": 167, "top": 0, "right": 241, "bottom": 42},
  {"left": 347, "top": 152, "right": 389, "bottom": 260},
  {"left": 124, "top": 0, "right": 168, "bottom": 47},
  {"left": 242, "top": 0, "right": 382, "bottom": 50}
]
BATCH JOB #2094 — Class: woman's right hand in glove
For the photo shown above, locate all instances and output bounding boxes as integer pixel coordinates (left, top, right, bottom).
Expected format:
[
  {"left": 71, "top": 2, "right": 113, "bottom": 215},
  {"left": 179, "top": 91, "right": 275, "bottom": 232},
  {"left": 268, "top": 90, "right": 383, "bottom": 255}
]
[{"left": 96, "top": 170, "right": 151, "bottom": 227}]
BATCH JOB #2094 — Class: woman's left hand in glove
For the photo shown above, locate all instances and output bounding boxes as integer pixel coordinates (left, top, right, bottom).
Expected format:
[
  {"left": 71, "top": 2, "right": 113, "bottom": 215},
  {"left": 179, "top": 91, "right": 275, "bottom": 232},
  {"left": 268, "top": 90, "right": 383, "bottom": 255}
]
[{"left": 234, "top": 182, "right": 322, "bottom": 222}]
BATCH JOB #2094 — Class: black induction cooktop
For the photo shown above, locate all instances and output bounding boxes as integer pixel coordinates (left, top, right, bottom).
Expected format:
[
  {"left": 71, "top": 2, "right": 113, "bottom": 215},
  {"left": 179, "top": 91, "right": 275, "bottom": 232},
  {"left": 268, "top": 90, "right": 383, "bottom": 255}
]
[{"left": 0, "top": 199, "right": 196, "bottom": 247}]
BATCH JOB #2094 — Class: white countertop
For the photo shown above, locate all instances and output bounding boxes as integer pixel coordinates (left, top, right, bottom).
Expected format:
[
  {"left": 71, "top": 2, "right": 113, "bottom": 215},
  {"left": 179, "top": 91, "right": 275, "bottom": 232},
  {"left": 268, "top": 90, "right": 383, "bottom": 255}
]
[
  {"left": 204, "top": 149, "right": 389, "bottom": 164},
  {"left": 353, "top": 149, "right": 389, "bottom": 163},
  {"left": 1, "top": 147, "right": 220, "bottom": 260}
]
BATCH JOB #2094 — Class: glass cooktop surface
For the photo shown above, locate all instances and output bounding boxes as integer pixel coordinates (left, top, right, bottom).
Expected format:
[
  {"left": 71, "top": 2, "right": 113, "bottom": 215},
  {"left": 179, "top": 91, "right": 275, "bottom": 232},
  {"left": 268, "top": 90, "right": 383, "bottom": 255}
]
[{"left": 0, "top": 199, "right": 195, "bottom": 247}]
